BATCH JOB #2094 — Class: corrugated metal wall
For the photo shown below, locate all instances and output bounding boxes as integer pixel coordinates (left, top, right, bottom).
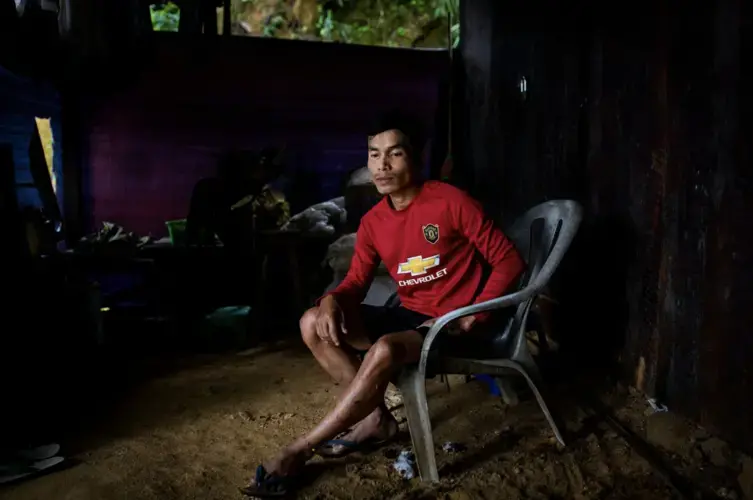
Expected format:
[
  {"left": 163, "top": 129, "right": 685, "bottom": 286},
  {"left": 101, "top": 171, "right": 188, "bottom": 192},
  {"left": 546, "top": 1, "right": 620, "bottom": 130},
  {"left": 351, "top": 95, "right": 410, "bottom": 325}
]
[
  {"left": 81, "top": 36, "right": 448, "bottom": 237},
  {"left": 458, "top": 0, "right": 753, "bottom": 449}
]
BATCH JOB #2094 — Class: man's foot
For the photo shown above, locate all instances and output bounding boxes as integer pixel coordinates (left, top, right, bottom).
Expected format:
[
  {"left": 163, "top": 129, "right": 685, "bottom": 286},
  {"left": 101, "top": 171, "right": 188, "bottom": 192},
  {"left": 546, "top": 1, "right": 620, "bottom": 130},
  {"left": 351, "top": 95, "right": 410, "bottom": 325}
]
[
  {"left": 316, "top": 410, "right": 399, "bottom": 458},
  {"left": 242, "top": 446, "right": 311, "bottom": 498},
  {"left": 263, "top": 446, "right": 310, "bottom": 478}
]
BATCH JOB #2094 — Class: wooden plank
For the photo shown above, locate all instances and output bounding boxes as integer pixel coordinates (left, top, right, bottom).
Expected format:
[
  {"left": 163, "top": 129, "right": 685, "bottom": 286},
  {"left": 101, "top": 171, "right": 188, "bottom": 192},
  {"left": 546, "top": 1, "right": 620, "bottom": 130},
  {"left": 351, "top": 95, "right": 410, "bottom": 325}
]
[
  {"left": 222, "top": 0, "right": 230, "bottom": 36},
  {"left": 200, "top": 0, "right": 217, "bottom": 35},
  {"left": 60, "top": 89, "right": 85, "bottom": 245}
]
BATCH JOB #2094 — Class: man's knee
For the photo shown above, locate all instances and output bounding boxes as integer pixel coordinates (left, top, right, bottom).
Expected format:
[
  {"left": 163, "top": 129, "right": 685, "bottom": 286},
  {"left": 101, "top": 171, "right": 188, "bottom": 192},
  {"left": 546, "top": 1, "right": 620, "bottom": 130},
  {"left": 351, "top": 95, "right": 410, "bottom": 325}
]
[
  {"left": 366, "top": 337, "right": 401, "bottom": 370},
  {"left": 365, "top": 332, "right": 422, "bottom": 371},
  {"left": 299, "top": 307, "right": 319, "bottom": 346}
]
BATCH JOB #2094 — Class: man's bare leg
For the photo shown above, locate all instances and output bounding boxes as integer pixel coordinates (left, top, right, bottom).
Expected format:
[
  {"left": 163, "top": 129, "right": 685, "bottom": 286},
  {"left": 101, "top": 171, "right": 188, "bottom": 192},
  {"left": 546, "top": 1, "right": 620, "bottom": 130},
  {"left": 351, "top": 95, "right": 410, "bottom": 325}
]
[
  {"left": 260, "top": 330, "right": 424, "bottom": 478},
  {"left": 299, "top": 307, "right": 397, "bottom": 450},
  {"left": 300, "top": 307, "right": 364, "bottom": 384}
]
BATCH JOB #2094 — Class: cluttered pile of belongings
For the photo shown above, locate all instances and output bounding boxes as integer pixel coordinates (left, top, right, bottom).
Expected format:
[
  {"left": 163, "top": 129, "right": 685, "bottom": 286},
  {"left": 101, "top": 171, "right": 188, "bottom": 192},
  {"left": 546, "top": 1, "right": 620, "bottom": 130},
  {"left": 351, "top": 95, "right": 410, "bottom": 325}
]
[
  {"left": 76, "top": 222, "right": 153, "bottom": 253},
  {"left": 322, "top": 232, "right": 396, "bottom": 305},
  {"left": 280, "top": 197, "right": 346, "bottom": 236},
  {"left": 280, "top": 166, "right": 380, "bottom": 236}
]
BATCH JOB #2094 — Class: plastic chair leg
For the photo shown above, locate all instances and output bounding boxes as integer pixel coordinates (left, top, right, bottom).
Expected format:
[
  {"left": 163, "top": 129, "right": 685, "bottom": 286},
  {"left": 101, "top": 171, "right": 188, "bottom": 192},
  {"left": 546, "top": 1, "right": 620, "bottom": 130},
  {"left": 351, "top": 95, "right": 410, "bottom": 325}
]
[{"left": 397, "top": 367, "right": 439, "bottom": 482}]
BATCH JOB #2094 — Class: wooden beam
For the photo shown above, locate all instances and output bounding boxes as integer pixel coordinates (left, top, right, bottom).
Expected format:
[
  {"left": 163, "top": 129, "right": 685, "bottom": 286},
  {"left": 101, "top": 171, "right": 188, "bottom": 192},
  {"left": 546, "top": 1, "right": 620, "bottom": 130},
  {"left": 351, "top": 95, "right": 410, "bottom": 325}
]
[
  {"left": 61, "top": 90, "right": 85, "bottom": 245},
  {"left": 457, "top": 0, "right": 496, "bottom": 209},
  {"left": 178, "top": 0, "right": 201, "bottom": 33},
  {"left": 200, "top": 0, "right": 217, "bottom": 35},
  {"left": 222, "top": 0, "right": 230, "bottom": 36}
]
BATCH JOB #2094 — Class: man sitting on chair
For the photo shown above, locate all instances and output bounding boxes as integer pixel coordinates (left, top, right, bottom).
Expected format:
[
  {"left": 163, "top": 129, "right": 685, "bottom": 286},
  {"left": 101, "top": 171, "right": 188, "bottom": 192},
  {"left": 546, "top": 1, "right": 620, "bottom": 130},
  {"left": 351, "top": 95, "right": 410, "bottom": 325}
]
[{"left": 246, "top": 113, "right": 525, "bottom": 496}]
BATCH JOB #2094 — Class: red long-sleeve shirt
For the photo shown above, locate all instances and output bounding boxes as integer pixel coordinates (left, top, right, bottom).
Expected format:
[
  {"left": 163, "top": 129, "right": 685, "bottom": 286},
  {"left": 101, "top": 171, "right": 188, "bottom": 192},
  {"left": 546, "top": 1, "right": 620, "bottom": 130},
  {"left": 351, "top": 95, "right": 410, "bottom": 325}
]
[{"left": 327, "top": 181, "right": 525, "bottom": 322}]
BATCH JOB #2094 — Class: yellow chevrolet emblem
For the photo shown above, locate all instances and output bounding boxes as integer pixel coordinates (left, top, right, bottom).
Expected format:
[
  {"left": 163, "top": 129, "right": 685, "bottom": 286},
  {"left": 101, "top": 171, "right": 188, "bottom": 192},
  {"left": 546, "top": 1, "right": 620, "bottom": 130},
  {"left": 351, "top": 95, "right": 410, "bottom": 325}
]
[{"left": 397, "top": 255, "right": 440, "bottom": 277}]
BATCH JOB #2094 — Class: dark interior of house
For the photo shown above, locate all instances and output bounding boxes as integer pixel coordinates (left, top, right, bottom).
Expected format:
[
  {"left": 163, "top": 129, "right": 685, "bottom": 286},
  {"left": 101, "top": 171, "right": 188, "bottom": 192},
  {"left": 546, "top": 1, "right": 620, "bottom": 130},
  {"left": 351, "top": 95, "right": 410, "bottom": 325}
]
[{"left": 1, "top": 0, "right": 751, "bottom": 498}]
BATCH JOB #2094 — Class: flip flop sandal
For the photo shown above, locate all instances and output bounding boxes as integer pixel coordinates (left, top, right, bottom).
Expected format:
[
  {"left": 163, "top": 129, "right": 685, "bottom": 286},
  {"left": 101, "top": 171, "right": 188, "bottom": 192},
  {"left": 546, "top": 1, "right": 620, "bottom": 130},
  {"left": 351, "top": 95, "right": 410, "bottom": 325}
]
[
  {"left": 0, "top": 456, "right": 65, "bottom": 485},
  {"left": 239, "top": 465, "right": 297, "bottom": 498},
  {"left": 316, "top": 419, "right": 399, "bottom": 458},
  {"left": 314, "top": 428, "right": 358, "bottom": 458},
  {"left": 17, "top": 443, "right": 61, "bottom": 461},
  {"left": 311, "top": 428, "right": 350, "bottom": 457},
  {"left": 315, "top": 437, "right": 389, "bottom": 458}
]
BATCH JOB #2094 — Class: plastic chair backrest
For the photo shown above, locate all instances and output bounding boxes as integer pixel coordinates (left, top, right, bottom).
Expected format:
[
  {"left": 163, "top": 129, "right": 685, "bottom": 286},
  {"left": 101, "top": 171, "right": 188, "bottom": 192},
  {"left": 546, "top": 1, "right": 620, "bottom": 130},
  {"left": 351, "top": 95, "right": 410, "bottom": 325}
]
[
  {"left": 492, "top": 200, "right": 583, "bottom": 357},
  {"left": 506, "top": 200, "right": 583, "bottom": 292}
]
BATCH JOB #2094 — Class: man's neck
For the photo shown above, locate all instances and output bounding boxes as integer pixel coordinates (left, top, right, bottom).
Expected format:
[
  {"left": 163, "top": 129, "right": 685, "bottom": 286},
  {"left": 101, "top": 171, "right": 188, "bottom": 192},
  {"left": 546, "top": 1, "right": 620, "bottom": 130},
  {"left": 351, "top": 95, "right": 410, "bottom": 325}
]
[{"left": 388, "top": 184, "right": 421, "bottom": 211}]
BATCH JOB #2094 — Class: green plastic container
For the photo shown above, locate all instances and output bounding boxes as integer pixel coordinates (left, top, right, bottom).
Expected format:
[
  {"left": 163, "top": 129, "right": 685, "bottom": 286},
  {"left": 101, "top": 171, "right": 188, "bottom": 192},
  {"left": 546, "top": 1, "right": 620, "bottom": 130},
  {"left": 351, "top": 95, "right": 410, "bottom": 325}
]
[{"left": 165, "top": 219, "right": 187, "bottom": 246}]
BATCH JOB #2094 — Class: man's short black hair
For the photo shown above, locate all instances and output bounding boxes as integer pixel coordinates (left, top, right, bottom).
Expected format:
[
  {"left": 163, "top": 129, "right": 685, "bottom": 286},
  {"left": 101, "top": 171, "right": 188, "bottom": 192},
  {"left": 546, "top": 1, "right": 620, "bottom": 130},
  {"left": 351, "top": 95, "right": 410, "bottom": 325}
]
[{"left": 367, "top": 111, "right": 425, "bottom": 160}]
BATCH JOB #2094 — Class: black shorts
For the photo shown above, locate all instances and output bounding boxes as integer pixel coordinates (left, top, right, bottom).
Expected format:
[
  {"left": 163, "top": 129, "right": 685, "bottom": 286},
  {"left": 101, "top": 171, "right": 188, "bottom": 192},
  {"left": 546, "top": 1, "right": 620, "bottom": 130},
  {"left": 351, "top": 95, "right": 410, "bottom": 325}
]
[
  {"left": 359, "top": 304, "right": 433, "bottom": 344},
  {"left": 357, "top": 304, "right": 511, "bottom": 359}
]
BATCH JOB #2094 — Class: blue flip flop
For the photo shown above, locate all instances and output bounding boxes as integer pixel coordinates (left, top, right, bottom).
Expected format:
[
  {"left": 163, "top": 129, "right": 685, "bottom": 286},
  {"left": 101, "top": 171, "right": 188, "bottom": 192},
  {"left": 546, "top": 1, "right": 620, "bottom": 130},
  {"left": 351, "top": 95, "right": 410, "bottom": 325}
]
[
  {"left": 316, "top": 420, "right": 399, "bottom": 458},
  {"left": 0, "top": 456, "right": 65, "bottom": 485},
  {"left": 316, "top": 436, "right": 392, "bottom": 458},
  {"left": 240, "top": 465, "right": 296, "bottom": 498}
]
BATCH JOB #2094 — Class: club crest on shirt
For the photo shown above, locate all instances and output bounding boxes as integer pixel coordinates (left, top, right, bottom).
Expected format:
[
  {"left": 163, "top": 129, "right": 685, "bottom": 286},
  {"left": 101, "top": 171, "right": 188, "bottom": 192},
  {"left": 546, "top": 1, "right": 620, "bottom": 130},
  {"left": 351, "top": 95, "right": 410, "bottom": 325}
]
[{"left": 422, "top": 223, "right": 440, "bottom": 244}]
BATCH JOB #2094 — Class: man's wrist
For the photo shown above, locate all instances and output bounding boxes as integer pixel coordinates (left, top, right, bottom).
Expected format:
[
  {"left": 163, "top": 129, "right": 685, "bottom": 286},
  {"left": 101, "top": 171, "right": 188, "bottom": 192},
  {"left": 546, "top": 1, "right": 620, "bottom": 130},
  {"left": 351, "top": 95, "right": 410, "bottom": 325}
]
[{"left": 320, "top": 293, "right": 338, "bottom": 309}]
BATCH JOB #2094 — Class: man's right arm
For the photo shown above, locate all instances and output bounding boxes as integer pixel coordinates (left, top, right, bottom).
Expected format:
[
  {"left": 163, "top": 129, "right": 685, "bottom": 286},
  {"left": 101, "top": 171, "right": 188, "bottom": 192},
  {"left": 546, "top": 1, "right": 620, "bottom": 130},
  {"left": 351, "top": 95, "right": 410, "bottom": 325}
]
[{"left": 319, "top": 222, "right": 380, "bottom": 309}]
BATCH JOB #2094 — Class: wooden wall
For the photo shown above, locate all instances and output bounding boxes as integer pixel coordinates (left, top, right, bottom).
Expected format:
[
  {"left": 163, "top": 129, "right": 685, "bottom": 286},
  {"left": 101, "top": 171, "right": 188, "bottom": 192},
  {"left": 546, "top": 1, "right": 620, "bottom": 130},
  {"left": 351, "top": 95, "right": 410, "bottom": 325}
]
[{"left": 457, "top": 0, "right": 753, "bottom": 450}]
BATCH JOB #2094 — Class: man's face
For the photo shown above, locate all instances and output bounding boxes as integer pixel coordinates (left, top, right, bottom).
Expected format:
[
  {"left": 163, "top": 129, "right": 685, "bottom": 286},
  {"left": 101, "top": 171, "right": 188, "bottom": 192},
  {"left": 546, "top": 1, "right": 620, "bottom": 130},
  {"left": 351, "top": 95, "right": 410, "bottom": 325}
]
[{"left": 367, "top": 129, "right": 415, "bottom": 195}]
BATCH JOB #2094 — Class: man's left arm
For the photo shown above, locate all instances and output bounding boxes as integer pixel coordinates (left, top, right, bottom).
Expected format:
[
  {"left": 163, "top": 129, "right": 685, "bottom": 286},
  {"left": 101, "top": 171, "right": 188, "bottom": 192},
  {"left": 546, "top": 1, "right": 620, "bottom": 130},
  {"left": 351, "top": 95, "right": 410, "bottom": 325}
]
[{"left": 454, "top": 192, "right": 525, "bottom": 326}]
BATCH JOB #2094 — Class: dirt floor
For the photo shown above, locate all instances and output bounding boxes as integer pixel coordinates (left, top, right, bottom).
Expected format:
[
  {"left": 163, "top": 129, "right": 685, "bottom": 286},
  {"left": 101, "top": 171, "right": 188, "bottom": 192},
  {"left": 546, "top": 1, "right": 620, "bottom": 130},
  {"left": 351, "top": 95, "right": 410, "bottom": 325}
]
[{"left": 1, "top": 339, "right": 749, "bottom": 500}]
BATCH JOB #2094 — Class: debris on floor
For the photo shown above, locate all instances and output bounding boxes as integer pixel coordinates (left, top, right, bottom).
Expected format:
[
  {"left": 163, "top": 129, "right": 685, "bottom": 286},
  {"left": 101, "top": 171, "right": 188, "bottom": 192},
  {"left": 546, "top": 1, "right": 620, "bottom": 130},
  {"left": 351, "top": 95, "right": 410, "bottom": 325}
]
[
  {"left": 442, "top": 441, "right": 467, "bottom": 453},
  {"left": 392, "top": 450, "right": 416, "bottom": 480},
  {"left": 646, "top": 396, "right": 669, "bottom": 413}
]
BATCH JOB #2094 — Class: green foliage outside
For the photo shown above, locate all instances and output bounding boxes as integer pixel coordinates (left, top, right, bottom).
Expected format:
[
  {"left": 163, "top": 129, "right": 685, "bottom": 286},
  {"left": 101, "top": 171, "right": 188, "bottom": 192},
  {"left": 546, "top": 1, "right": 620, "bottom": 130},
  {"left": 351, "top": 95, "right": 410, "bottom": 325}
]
[
  {"left": 313, "top": 0, "right": 459, "bottom": 48},
  {"left": 149, "top": 0, "right": 460, "bottom": 49},
  {"left": 150, "top": 2, "right": 180, "bottom": 32}
]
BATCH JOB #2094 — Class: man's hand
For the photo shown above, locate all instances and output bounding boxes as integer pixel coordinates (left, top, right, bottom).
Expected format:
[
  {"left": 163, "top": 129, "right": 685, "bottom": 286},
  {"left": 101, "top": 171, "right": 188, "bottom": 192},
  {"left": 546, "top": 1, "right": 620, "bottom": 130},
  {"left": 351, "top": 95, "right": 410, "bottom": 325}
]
[
  {"left": 447, "top": 315, "right": 477, "bottom": 335},
  {"left": 419, "top": 315, "right": 477, "bottom": 335},
  {"left": 316, "top": 295, "right": 347, "bottom": 346},
  {"left": 455, "top": 315, "right": 477, "bottom": 332}
]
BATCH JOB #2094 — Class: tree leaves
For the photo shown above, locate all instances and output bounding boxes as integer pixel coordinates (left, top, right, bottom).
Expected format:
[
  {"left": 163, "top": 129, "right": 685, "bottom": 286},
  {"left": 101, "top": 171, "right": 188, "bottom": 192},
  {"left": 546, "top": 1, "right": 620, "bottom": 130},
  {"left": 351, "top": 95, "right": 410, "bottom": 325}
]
[{"left": 147, "top": 0, "right": 461, "bottom": 47}]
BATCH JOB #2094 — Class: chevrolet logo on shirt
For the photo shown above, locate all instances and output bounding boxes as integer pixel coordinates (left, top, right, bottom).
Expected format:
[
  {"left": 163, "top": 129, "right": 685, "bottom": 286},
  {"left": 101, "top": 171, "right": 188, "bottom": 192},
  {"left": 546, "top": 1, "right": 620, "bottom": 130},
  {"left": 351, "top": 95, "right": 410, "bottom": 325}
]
[
  {"left": 397, "top": 255, "right": 448, "bottom": 287},
  {"left": 398, "top": 255, "right": 440, "bottom": 276}
]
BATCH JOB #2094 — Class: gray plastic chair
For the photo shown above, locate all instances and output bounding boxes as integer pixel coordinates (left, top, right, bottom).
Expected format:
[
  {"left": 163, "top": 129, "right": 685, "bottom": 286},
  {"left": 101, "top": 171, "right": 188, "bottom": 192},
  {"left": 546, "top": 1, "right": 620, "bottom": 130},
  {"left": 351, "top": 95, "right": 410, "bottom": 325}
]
[{"left": 395, "top": 199, "right": 583, "bottom": 482}]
